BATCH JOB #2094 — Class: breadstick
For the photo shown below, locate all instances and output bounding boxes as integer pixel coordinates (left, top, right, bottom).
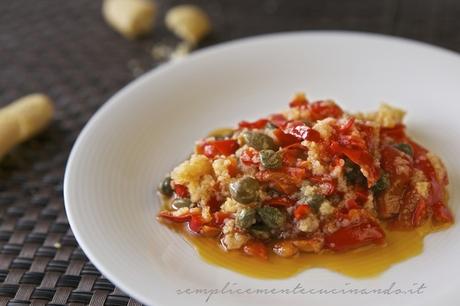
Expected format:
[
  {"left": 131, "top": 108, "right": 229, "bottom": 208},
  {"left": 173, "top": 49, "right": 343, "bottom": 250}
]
[
  {"left": 0, "top": 94, "right": 54, "bottom": 159},
  {"left": 0, "top": 112, "right": 21, "bottom": 159},
  {"left": 165, "top": 5, "right": 211, "bottom": 45},
  {"left": 103, "top": 0, "right": 157, "bottom": 39}
]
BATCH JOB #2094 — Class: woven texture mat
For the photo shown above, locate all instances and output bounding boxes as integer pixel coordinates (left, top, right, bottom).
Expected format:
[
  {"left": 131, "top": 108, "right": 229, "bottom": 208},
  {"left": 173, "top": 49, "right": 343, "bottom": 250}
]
[{"left": 1, "top": 0, "right": 459, "bottom": 305}]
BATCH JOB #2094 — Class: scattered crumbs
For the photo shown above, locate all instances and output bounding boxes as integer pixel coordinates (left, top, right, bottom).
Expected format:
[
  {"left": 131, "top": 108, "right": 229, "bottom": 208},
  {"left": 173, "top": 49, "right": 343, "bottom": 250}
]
[
  {"left": 170, "top": 42, "right": 192, "bottom": 61},
  {"left": 151, "top": 44, "right": 174, "bottom": 61},
  {"left": 127, "top": 59, "right": 145, "bottom": 78},
  {"left": 53, "top": 242, "right": 62, "bottom": 249}
]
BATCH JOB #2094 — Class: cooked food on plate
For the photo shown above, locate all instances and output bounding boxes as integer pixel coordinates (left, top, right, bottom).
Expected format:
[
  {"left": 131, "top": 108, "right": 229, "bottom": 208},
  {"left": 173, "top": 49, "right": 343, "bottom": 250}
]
[{"left": 157, "top": 93, "right": 453, "bottom": 271}]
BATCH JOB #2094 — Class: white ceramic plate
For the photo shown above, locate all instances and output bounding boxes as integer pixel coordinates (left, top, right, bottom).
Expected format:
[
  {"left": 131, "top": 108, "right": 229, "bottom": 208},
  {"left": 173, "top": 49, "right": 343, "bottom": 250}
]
[{"left": 64, "top": 31, "right": 460, "bottom": 306}]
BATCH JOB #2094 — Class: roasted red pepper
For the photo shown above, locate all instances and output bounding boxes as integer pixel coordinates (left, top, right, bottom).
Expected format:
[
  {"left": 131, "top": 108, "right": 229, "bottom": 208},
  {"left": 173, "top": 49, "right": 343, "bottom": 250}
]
[
  {"left": 273, "top": 128, "right": 300, "bottom": 147},
  {"left": 381, "top": 124, "right": 406, "bottom": 141},
  {"left": 325, "top": 209, "right": 385, "bottom": 251},
  {"left": 197, "top": 139, "right": 239, "bottom": 158},
  {"left": 243, "top": 241, "right": 268, "bottom": 260},
  {"left": 256, "top": 170, "right": 298, "bottom": 195},
  {"left": 265, "top": 197, "right": 296, "bottom": 207},
  {"left": 330, "top": 141, "right": 379, "bottom": 187},
  {"left": 158, "top": 211, "right": 190, "bottom": 223},
  {"left": 294, "top": 204, "right": 311, "bottom": 220},
  {"left": 338, "top": 117, "right": 355, "bottom": 132},
  {"left": 174, "top": 184, "right": 190, "bottom": 198},
  {"left": 432, "top": 201, "right": 454, "bottom": 224},
  {"left": 309, "top": 175, "right": 337, "bottom": 196},
  {"left": 283, "top": 121, "right": 321, "bottom": 142},
  {"left": 238, "top": 119, "right": 269, "bottom": 129},
  {"left": 188, "top": 214, "right": 204, "bottom": 233},
  {"left": 289, "top": 95, "right": 309, "bottom": 109},
  {"left": 325, "top": 221, "right": 385, "bottom": 251},
  {"left": 309, "top": 100, "right": 343, "bottom": 121},
  {"left": 281, "top": 143, "right": 308, "bottom": 166},
  {"left": 269, "top": 113, "right": 288, "bottom": 127},
  {"left": 212, "top": 211, "right": 231, "bottom": 226}
]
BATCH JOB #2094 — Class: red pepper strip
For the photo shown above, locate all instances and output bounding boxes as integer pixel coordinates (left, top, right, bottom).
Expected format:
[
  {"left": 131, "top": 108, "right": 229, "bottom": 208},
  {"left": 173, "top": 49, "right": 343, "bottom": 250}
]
[
  {"left": 432, "top": 201, "right": 454, "bottom": 223},
  {"left": 339, "top": 117, "right": 355, "bottom": 132},
  {"left": 415, "top": 155, "right": 446, "bottom": 186},
  {"left": 408, "top": 139, "right": 428, "bottom": 157},
  {"left": 188, "top": 214, "right": 204, "bottom": 233},
  {"left": 281, "top": 143, "right": 308, "bottom": 166},
  {"left": 325, "top": 221, "right": 385, "bottom": 252},
  {"left": 158, "top": 211, "right": 191, "bottom": 223},
  {"left": 309, "top": 100, "right": 343, "bottom": 121},
  {"left": 238, "top": 119, "right": 269, "bottom": 129},
  {"left": 283, "top": 121, "right": 321, "bottom": 142},
  {"left": 273, "top": 128, "right": 300, "bottom": 147},
  {"left": 337, "top": 134, "right": 367, "bottom": 150},
  {"left": 227, "top": 159, "right": 239, "bottom": 177},
  {"left": 344, "top": 199, "right": 360, "bottom": 211},
  {"left": 212, "top": 211, "right": 231, "bottom": 226},
  {"left": 243, "top": 241, "right": 268, "bottom": 260},
  {"left": 381, "top": 124, "right": 406, "bottom": 141},
  {"left": 284, "top": 167, "right": 309, "bottom": 181},
  {"left": 412, "top": 199, "right": 427, "bottom": 227},
  {"left": 207, "top": 196, "right": 221, "bottom": 213},
  {"left": 269, "top": 113, "right": 288, "bottom": 127},
  {"left": 410, "top": 139, "right": 452, "bottom": 223},
  {"left": 294, "top": 204, "right": 311, "bottom": 220},
  {"left": 355, "top": 122, "right": 376, "bottom": 149},
  {"left": 309, "top": 175, "right": 337, "bottom": 196},
  {"left": 265, "top": 197, "right": 296, "bottom": 207},
  {"left": 289, "top": 95, "right": 309, "bottom": 108},
  {"left": 198, "top": 139, "right": 239, "bottom": 158},
  {"left": 174, "top": 184, "right": 189, "bottom": 198},
  {"left": 256, "top": 170, "right": 298, "bottom": 195},
  {"left": 330, "top": 141, "right": 379, "bottom": 187},
  {"left": 354, "top": 187, "right": 369, "bottom": 204}
]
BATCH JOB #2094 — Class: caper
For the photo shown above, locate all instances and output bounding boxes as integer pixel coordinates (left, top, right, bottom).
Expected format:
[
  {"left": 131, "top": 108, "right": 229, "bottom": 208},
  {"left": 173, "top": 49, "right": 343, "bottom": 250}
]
[
  {"left": 394, "top": 143, "right": 413, "bottom": 157},
  {"left": 229, "top": 176, "right": 260, "bottom": 204},
  {"left": 372, "top": 172, "right": 390, "bottom": 194},
  {"left": 208, "top": 127, "right": 234, "bottom": 139},
  {"left": 259, "top": 149, "right": 282, "bottom": 169},
  {"left": 235, "top": 207, "right": 257, "bottom": 229},
  {"left": 344, "top": 158, "right": 367, "bottom": 186},
  {"left": 249, "top": 224, "right": 272, "bottom": 240},
  {"left": 256, "top": 206, "right": 287, "bottom": 229},
  {"left": 171, "top": 198, "right": 192, "bottom": 210},
  {"left": 300, "top": 194, "right": 325, "bottom": 212},
  {"left": 241, "top": 131, "right": 278, "bottom": 151},
  {"left": 159, "top": 177, "right": 173, "bottom": 197}
]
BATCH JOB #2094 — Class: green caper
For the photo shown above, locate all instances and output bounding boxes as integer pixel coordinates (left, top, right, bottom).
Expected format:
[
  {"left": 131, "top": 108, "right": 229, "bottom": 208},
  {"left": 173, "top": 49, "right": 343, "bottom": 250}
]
[
  {"left": 344, "top": 158, "right": 367, "bottom": 186},
  {"left": 372, "top": 172, "right": 390, "bottom": 194},
  {"left": 300, "top": 194, "right": 325, "bottom": 212},
  {"left": 235, "top": 207, "right": 257, "bottom": 229},
  {"left": 249, "top": 224, "right": 272, "bottom": 240},
  {"left": 394, "top": 143, "right": 413, "bottom": 157},
  {"left": 229, "top": 176, "right": 260, "bottom": 204},
  {"left": 259, "top": 150, "right": 282, "bottom": 169},
  {"left": 256, "top": 206, "right": 287, "bottom": 229},
  {"left": 159, "top": 177, "right": 173, "bottom": 197},
  {"left": 208, "top": 127, "right": 234, "bottom": 139},
  {"left": 241, "top": 131, "right": 278, "bottom": 151},
  {"left": 171, "top": 198, "right": 192, "bottom": 210}
]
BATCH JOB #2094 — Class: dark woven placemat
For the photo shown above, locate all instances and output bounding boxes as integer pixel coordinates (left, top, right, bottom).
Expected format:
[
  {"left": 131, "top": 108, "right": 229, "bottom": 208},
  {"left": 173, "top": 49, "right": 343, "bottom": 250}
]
[{"left": 1, "top": 0, "right": 459, "bottom": 305}]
